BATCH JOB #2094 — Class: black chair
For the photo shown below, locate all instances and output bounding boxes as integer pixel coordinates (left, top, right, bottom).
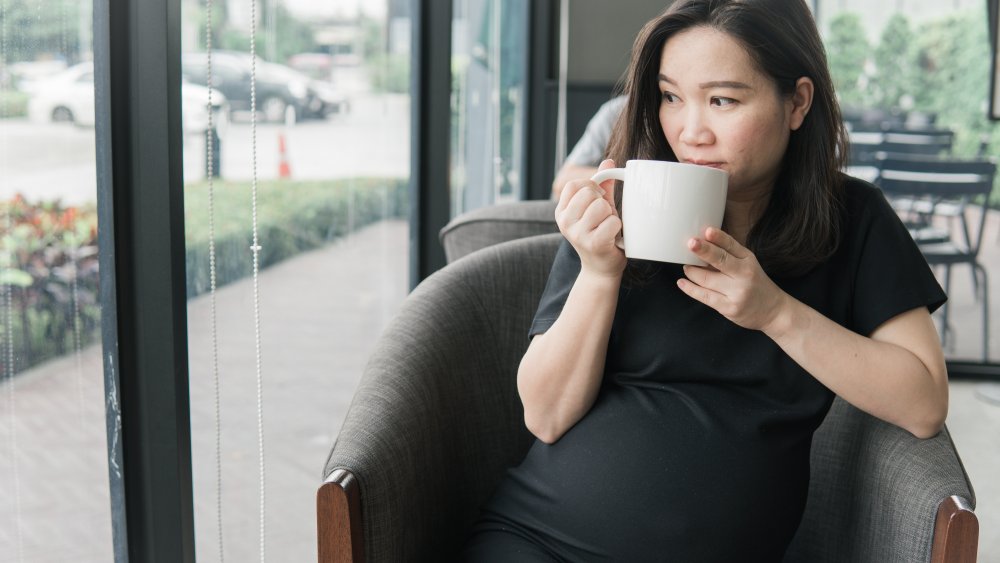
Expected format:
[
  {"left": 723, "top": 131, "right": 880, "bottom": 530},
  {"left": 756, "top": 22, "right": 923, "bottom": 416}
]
[
  {"left": 875, "top": 154, "right": 996, "bottom": 361},
  {"left": 879, "top": 127, "right": 955, "bottom": 157},
  {"left": 842, "top": 106, "right": 907, "bottom": 131},
  {"left": 845, "top": 127, "right": 884, "bottom": 184}
]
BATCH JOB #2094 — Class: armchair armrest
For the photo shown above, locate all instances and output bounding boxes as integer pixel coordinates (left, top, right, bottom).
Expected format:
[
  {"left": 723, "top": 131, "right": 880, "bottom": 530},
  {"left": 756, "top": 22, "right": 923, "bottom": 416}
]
[{"left": 785, "top": 397, "right": 977, "bottom": 562}]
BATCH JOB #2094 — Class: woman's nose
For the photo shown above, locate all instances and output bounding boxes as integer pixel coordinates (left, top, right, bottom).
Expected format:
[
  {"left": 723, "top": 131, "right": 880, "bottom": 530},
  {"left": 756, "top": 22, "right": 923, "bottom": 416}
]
[{"left": 678, "top": 109, "right": 714, "bottom": 146}]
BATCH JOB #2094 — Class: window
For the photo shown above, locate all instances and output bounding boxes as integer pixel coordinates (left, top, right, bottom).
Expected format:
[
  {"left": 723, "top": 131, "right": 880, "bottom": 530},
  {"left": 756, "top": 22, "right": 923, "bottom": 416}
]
[
  {"left": 450, "top": 0, "right": 528, "bottom": 216},
  {"left": 0, "top": 0, "right": 113, "bottom": 560},
  {"left": 180, "top": 0, "right": 411, "bottom": 558},
  {"left": 820, "top": 0, "right": 999, "bottom": 363}
]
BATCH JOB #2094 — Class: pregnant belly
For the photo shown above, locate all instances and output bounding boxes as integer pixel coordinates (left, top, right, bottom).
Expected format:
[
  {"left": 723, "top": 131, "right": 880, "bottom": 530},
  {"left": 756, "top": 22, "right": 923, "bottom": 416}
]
[{"left": 482, "top": 385, "right": 810, "bottom": 562}]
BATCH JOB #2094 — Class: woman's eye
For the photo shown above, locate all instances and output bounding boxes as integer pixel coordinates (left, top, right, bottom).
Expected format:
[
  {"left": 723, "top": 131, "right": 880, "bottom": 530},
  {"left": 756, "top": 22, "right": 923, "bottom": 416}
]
[
  {"left": 711, "top": 96, "right": 737, "bottom": 107},
  {"left": 661, "top": 92, "right": 679, "bottom": 103}
]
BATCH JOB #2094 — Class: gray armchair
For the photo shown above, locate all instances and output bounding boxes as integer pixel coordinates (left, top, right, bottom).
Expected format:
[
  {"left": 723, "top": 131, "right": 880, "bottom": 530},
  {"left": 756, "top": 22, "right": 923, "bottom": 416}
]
[
  {"left": 437, "top": 200, "right": 560, "bottom": 263},
  {"left": 318, "top": 202, "right": 978, "bottom": 562}
]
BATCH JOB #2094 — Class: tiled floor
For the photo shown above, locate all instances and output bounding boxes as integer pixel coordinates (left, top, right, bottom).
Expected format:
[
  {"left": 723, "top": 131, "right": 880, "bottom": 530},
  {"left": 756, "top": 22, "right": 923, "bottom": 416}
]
[
  {"left": 1, "top": 217, "right": 998, "bottom": 561},
  {"left": 945, "top": 381, "right": 1000, "bottom": 558}
]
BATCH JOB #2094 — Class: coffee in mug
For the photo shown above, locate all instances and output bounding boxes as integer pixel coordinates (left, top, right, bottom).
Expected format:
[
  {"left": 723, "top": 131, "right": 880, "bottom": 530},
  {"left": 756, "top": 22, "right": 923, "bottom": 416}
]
[{"left": 591, "top": 160, "right": 728, "bottom": 266}]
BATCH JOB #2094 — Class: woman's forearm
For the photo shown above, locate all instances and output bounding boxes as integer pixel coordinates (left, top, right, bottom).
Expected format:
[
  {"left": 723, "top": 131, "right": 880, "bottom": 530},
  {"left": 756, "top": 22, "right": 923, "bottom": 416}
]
[
  {"left": 518, "top": 269, "right": 621, "bottom": 443},
  {"left": 765, "top": 298, "right": 948, "bottom": 438}
]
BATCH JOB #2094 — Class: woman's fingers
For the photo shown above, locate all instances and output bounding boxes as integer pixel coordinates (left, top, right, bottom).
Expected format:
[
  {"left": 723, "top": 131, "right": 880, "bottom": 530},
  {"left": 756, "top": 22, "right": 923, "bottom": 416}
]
[
  {"left": 687, "top": 228, "right": 746, "bottom": 275},
  {"left": 558, "top": 182, "right": 606, "bottom": 228},
  {"left": 555, "top": 178, "right": 586, "bottom": 214},
  {"left": 705, "top": 227, "right": 749, "bottom": 258},
  {"left": 591, "top": 211, "right": 623, "bottom": 246},
  {"left": 682, "top": 264, "right": 725, "bottom": 292},
  {"left": 578, "top": 195, "right": 614, "bottom": 229},
  {"left": 676, "top": 276, "right": 726, "bottom": 310}
]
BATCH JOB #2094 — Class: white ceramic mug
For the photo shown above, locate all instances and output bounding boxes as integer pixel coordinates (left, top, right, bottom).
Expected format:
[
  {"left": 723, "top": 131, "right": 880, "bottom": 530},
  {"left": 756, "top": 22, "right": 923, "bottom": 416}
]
[{"left": 591, "top": 160, "right": 729, "bottom": 265}]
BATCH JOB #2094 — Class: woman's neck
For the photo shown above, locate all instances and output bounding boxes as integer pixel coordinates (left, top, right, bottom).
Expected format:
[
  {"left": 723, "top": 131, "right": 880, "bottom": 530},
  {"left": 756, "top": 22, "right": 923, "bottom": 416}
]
[{"left": 723, "top": 186, "right": 772, "bottom": 245}]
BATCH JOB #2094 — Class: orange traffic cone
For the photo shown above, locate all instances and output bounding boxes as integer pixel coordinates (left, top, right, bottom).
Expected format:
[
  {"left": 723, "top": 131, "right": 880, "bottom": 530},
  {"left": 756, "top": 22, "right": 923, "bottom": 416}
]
[{"left": 278, "top": 133, "right": 292, "bottom": 179}]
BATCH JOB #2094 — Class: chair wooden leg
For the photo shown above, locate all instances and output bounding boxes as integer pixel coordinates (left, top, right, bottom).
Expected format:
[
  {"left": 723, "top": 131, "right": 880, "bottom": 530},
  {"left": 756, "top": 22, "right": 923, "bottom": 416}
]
[
  {"left": 318, "top": 469, "right": 365, "bottom": 563},
  {"left": 930, "top": 495, "right": 978, "bottom": 563}
]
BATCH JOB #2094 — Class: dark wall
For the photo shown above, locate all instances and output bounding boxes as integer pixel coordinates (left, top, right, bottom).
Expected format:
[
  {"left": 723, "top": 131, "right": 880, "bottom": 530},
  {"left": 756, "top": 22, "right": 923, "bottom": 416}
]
[{"left": 525, "top": 0, "right": 671, "bottom": 199}]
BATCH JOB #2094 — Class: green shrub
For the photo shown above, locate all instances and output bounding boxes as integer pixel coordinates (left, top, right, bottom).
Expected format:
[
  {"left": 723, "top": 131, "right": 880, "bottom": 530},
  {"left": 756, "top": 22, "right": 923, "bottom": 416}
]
[
  {"left": 0, "top": 196, "right": 100, "bottom": 378},
  {"left": 870, "top": 14, "right": 919, "bottom": 109},
  {"left": 827, "top": 13, "right": 870, "bottom": 107},
  {"left": 183, "top": 177, "right": 408, "bottom": 298},
  {"left": 0, "top": 91, "right": 29, "bottom": 118}
]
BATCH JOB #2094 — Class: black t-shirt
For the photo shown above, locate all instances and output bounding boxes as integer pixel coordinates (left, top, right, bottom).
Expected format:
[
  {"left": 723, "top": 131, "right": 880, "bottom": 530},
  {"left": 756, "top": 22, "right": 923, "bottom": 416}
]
[{"left": 472, "top": 177, "right": 946, "bottom": 562}]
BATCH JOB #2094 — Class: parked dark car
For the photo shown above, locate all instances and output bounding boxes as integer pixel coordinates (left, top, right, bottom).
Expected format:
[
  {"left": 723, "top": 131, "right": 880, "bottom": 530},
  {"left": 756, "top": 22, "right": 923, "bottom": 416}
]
[
  {"left": 261, "top": 61, "right": 350, "bottom": 119},
  {"left": 182, "top": 51, "right": 310, "bottom": 123}
]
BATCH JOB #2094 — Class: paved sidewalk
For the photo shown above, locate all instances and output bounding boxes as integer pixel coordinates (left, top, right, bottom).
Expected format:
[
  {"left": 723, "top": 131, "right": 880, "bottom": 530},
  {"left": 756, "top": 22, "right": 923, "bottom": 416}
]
[
  {"left": 0, "top": 219, "right": 407, "bottom": 562},
  {"left": 1, "top": 215, "right": 999, "bottom": 561}
]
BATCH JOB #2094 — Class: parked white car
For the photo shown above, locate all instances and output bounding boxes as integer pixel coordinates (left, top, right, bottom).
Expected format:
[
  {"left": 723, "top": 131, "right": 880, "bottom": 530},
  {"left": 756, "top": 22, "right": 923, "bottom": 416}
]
[{"left": 26, "top": 62, "right": 228, "bottom": 134}]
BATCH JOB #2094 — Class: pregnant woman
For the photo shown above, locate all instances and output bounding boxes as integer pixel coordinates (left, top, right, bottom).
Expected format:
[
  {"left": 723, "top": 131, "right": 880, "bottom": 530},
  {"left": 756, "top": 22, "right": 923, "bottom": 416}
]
[{"left": 462, "top": 0, "right": 949, "bottom": 561}]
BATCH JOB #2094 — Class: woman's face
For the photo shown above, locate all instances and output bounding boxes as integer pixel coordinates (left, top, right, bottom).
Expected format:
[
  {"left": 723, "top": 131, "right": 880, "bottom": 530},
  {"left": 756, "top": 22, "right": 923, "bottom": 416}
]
[{"left": 658, "top": 26, "right": 807, "bottom": 200}]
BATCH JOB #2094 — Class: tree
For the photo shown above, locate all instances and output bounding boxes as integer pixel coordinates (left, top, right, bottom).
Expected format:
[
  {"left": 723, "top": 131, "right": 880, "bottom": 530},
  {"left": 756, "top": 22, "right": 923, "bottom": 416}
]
[
  {"left": 870, "top": 14, "right": 918, "bottom": 109},
  {"left": 1, "top": 0, "right": 86, "bottom": 64},
  {"left": 912, "top": 12, "right": 998, "bottom": 157},
  {"left": 826, "top": 13, "right": 870, "bottom": 107}
]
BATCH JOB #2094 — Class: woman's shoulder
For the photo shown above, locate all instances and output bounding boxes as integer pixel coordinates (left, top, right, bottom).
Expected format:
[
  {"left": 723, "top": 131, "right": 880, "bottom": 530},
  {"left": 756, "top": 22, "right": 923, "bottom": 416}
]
[
  {"left": 838, "top": 172, "right": 894, "bottom": 220},
  {"left": 840, "top": 172, "right": 882, "bottom": 201}
]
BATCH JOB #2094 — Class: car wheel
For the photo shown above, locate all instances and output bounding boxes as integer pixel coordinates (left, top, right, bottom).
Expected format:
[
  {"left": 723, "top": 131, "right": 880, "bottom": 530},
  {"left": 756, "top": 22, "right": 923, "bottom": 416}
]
[
  {"left": 52, "top": 107, "right": 74, "bottom": 123},
  {"left": 261, "top": 97, "right": 287, "bottom": 123}
]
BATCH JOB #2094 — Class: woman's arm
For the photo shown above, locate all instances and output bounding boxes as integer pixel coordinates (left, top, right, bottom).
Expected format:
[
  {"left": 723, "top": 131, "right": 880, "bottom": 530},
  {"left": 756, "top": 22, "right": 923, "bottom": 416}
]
[
  {"left": 678, "top": 227, "right": 948, "bottom": 439},
  {"left": 765, "top": 301, "right": 947, "bottom": 438},
  {"left": 520, "top": 160, "right": 625, "bottom": 444},
  {"left": 519, "top": 270, "right": 621, "bottom": 444}
]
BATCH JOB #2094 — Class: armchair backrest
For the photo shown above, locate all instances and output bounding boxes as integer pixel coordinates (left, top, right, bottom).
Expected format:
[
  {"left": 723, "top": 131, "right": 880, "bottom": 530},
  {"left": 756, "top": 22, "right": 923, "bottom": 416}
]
[{"left": 438, "top": 200, "right": 559, "bottom": 263}]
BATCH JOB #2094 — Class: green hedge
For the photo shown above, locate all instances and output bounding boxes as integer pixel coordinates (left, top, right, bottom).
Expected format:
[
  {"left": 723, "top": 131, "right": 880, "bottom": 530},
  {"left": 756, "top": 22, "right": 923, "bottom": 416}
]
[
  {"left": 1, "top": 198, "right": 100, "bottom": 378},
  {"left": 0, "top": 91, "right": 29, "bottom": 118},
  {"left": 184, "top": 177, "right": 408, "bottom": 298},
  {"left": 1, "top": 178, "right": 407, "bottom": 377}
]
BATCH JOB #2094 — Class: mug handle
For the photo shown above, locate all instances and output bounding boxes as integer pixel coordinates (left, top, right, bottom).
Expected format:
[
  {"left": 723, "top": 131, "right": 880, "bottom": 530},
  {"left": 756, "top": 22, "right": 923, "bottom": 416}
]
[
  {"left": 589, "top": 168, "right": 627, "bottom": 250},
  {"left": 590, "top": 167, "right": 626, "bottom": 185}
]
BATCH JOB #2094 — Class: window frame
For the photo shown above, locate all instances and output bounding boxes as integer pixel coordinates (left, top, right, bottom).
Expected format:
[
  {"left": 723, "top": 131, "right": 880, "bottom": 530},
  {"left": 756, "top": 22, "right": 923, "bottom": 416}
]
[{"left": 95, "top": 0, "right": 195, "bottom": 559}]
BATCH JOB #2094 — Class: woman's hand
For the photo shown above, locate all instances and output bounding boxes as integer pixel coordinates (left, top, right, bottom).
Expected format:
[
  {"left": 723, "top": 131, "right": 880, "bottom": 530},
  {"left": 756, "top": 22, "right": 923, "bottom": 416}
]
[
  {"left": 555, "top": 159, "right": 625, "bottom": 278},
  {"left": 677, "top": 227, "right": 790, "bottom": 333}
]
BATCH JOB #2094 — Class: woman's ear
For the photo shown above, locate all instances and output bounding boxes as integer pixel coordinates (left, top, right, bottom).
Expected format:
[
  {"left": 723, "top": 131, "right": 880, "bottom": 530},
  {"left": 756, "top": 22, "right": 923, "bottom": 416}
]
[{"left": 788, "top": 77, "right": 814, "bottom": 131}]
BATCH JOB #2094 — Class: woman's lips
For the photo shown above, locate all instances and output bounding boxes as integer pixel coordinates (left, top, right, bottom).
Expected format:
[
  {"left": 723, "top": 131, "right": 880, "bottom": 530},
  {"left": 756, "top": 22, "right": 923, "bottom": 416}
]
[{"left": 684, "top": 160, "right": 724, "bottom": 169}]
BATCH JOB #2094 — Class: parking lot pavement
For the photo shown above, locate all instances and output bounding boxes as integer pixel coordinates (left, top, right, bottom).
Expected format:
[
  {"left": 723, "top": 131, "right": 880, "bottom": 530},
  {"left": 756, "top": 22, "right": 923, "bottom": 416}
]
[
  {"left": 183, "top": 95, "right": 411, "bottom": 183},
  {"left": 0, "top": 93, "right": 410, "bottom": 205}
]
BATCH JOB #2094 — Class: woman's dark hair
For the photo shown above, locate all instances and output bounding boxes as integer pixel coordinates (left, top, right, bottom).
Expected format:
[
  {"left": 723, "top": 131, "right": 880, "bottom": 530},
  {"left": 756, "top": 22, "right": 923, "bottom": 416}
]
[{"left": 606, "top": 0, "right": 847, "bottom": 278}]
